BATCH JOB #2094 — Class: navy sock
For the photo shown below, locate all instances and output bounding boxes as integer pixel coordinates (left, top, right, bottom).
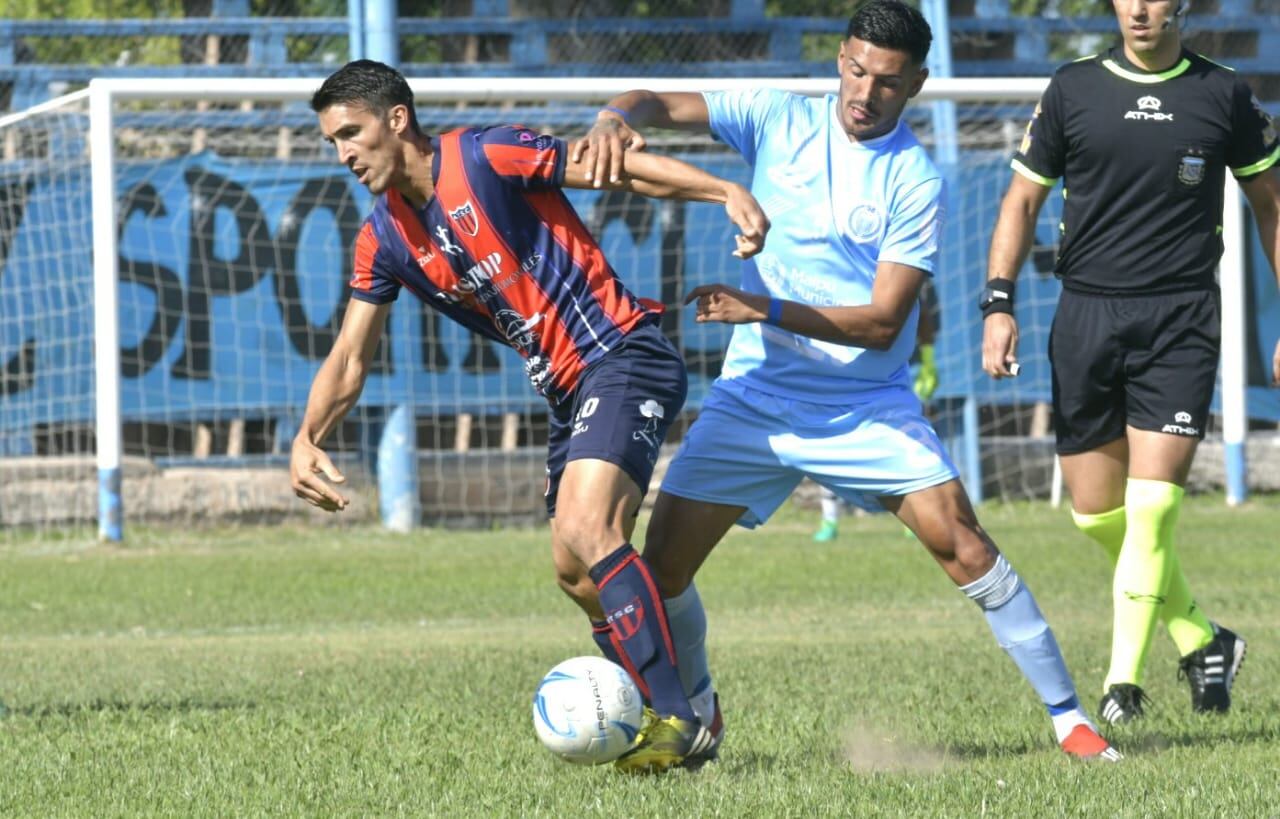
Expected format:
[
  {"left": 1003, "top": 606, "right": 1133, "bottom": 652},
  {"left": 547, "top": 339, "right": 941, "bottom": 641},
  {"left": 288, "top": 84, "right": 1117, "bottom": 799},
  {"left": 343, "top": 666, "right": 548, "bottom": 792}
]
[
  {"left": 590, "top": 620, "right": 630, "bottom": 677},
  {"left": 589, "top": 543, "right": 694, "bottom": 721}
]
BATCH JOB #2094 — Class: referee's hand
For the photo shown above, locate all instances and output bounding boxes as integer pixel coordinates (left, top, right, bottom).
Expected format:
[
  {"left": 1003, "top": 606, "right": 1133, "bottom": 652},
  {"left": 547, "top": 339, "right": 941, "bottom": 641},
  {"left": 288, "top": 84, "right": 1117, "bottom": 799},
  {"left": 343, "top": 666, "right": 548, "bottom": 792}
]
[{"left": 982, "top": 313, "right": 1020, "bottom": 379}]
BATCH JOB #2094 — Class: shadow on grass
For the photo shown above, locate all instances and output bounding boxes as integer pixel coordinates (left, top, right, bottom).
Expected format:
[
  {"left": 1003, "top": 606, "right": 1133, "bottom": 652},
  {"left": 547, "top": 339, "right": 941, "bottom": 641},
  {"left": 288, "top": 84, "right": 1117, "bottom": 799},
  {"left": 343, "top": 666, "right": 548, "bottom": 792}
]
[
  {"left": 1104, "top": 723, "right": 1280, "bottom": 755},
  {"left": 713, "top": 749, "right": 785, "bottom": 773},
  {"left": 840, "top": 722, "right": 1280, "bottom": 768}
]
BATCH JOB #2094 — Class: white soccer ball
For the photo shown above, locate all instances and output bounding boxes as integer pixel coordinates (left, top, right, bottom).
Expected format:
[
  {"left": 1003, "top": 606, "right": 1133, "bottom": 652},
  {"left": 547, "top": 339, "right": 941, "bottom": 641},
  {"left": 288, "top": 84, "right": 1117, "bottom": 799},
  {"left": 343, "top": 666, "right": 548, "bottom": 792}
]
[{"left": 532, "top": 656, "right": 644, "bottom": 765}]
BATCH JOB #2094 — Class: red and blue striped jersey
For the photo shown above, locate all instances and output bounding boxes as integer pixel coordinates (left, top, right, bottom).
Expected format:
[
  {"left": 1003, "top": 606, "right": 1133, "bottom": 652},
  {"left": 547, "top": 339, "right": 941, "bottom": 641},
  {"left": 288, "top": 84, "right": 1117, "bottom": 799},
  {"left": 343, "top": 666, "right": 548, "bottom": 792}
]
[{"left": 349, "top": 125, "right": 662, "bottom": 404}]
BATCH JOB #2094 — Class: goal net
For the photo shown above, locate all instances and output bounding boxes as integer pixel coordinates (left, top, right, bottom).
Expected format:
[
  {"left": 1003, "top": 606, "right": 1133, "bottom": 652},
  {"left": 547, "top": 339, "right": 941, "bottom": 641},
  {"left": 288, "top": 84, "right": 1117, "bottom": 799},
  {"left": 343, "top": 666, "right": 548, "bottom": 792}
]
[{"left": 0, "top": 77, "right": 1248, "bottom": 540}]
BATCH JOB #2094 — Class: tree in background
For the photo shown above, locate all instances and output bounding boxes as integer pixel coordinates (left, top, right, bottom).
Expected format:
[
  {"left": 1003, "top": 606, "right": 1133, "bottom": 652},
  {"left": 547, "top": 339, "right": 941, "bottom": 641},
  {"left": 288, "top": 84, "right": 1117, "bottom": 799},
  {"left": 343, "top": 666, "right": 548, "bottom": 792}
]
[{"left": 10, "top": 0, "right": 185, "bottom": 66}]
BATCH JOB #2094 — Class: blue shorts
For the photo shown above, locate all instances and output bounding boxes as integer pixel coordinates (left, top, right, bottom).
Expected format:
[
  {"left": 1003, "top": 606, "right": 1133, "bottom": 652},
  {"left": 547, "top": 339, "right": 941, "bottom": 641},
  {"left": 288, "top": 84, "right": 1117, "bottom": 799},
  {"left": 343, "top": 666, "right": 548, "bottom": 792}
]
[
  {"left": 661, "top": 379, "right": 959, "bottom": 527},
  {"left": 545, "top": 322, "right": 688, "bottom": 517}
]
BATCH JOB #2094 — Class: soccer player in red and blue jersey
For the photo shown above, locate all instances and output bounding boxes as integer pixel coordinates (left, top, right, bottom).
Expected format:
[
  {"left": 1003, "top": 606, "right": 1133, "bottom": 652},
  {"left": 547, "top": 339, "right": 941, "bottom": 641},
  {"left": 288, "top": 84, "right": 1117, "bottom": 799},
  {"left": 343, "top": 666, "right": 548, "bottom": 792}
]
[{"left": 290, "top": 60, "right": 769, "bottom": 772}]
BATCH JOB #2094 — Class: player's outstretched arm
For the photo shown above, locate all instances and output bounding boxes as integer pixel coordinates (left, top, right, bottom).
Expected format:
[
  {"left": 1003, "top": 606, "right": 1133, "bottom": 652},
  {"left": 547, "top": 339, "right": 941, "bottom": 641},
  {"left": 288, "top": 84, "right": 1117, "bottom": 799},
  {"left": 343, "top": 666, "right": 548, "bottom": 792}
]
[
  {"left": 983, "top": 174, "right": 1051, "bottom": 379},
  {"left": 1240, "top": 168, "right": 1280, "bottom": 384},
  {"left": 570, "top": 91, "right": 710, "bottom": 187},
  {"left": 290, "top": 299, "right": 390, "bottom": 512},
  {"left": 563, "top": 148, "right": 768, "bottom": 259},
  {"left": 685, "top": 261, "right": 925, "bottom": 350}
]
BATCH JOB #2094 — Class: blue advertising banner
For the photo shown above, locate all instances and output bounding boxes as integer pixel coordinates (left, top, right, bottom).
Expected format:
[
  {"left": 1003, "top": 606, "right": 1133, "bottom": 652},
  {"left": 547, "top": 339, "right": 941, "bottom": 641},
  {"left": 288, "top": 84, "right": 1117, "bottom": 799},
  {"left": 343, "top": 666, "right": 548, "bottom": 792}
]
[
  {"left": 1, "top": 152, "right": 744, "bottom": 429},
  {"left": 3, "top": 152, "right": 1277, "bottom": 432}
]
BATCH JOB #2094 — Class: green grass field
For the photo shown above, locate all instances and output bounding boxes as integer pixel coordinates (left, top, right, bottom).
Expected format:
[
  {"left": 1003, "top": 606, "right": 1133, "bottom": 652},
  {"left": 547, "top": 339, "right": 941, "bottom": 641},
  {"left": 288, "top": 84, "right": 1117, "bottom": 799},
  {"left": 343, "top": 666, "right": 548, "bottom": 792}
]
[{"left": 2, "top": 498, "right": 1277, "bottom": 816}]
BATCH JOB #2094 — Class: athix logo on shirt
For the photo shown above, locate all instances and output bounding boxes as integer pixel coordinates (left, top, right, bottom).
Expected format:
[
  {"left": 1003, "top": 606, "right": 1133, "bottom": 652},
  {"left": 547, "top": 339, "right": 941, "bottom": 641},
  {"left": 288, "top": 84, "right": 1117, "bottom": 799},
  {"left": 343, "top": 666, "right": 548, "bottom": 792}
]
[
  {"left": 1125, "top": 95, "right": 1173, "bottom": 122},
  {"left": 449, "top": 201, "right": 480, "bottom": 236},
  {"left": 415, "top": 244, "right": 435, "bottom": 266}
]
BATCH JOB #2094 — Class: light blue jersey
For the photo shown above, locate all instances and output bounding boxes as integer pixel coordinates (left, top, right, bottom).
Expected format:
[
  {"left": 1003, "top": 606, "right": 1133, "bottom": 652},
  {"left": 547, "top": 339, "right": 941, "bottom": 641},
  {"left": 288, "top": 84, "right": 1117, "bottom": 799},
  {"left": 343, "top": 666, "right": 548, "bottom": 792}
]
[
  {"left": 704, "top": 88, "right": 946, "bottom": 403},
  {"left": 661, "top": 89, "right": 959, "bottom": 523}
]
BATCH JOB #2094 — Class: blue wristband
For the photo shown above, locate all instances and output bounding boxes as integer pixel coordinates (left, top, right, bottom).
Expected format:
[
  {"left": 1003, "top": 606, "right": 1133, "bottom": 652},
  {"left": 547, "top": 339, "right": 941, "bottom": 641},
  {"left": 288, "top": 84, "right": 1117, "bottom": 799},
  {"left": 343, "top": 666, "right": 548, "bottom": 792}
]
[
  {"left": 600, "top": 105, "right": 630, "bottom": 123},
  {"left": 766, "top": 298, "right": 783, "bottom": 325}
]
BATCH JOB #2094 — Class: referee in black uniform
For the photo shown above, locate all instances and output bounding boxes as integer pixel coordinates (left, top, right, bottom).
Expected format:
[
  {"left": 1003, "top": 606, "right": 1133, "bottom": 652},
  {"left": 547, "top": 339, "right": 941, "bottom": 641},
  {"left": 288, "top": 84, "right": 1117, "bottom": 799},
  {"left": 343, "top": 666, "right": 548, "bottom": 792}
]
[{"left": 982, "top": 0, "right": 1279, "bottom": 724}]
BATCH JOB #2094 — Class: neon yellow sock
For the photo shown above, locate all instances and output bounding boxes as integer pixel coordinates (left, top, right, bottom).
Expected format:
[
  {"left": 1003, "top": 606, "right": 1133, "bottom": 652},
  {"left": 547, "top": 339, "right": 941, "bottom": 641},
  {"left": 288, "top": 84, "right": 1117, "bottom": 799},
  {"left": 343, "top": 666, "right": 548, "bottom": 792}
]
[
  {"left": 1073, "top": 504, "right": 1214, "bottom": 660},
  {"left": 1104, "top": 479, "right": 1183, "bottom": 690},
  {"left": 1072, "top": 506, "right": 1125, "bottom": 562},
  {"left": 1161, "top": 550, "right": 1215, "bottom": 657}
]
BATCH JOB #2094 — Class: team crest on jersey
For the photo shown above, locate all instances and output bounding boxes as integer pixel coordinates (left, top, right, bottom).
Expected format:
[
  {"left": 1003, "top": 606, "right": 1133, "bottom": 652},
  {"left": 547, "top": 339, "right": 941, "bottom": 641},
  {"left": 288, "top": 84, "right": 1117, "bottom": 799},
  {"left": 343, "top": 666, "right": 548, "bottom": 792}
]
[
  {"left": 449, "top": 201, "right": 480, "bottom": 236},
  {"left": 846, "top": 202, "right": 885, "bottom": 244},
  {"left": 1177, "top": 153, "right": 1207, "bottom": 186}
]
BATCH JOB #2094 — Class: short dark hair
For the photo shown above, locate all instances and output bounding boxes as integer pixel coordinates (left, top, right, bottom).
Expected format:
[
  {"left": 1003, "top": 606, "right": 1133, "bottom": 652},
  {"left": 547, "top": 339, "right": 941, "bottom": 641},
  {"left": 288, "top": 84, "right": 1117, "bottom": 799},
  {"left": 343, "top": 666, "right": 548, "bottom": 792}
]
[
  {"left": 845, "top": 0, "right": 933, "bottom": 66},
  {"left": 310, "top": 59, "right": 423, "bottom": 135}
]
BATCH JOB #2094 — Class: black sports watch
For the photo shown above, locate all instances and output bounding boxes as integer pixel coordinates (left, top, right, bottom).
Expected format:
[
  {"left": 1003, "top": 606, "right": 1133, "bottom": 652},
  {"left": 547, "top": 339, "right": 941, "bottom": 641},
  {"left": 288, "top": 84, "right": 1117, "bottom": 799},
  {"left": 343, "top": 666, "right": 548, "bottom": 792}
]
[{"left": 979, "top": 278, "right": 1015, "bottom": 318}]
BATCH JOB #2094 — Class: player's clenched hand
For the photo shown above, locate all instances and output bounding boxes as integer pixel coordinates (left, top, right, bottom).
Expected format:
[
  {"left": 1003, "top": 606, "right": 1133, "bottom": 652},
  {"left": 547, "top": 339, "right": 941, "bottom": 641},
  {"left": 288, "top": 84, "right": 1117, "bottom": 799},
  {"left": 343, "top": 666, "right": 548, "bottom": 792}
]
[
  {"left": 982, "top": 312, "right": 1020, "bottom": 379},
  {"left": 290, "top": 437, "right": 349, "bottom": 512},
  {"left": 570, "top": 115, "right": 647, "bottom": 189},
  {"left": 1272, "top": 338, "right": 1280, "bottom": 386},
  {"left": 724, "top": 184, "right": 770, "bottom": 259},
  {"left": 685, "top": 284, "right": 769, "bottom": 325}
]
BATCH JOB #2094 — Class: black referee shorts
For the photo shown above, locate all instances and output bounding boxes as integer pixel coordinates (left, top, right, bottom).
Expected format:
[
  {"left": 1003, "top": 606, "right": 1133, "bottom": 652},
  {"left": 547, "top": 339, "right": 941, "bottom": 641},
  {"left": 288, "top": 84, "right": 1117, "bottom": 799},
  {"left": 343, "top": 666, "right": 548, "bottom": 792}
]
[{"left": 1049, "top": 288, "right": 1220, "bottom": 455}]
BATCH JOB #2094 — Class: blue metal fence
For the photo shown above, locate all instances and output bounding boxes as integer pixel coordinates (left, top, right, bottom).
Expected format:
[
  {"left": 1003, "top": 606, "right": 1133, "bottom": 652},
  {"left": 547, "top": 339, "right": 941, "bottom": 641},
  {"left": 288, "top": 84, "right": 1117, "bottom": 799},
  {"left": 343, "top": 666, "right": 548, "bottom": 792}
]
[{"left": 4, "top": 6, "right": 1279, "bottom": 111}]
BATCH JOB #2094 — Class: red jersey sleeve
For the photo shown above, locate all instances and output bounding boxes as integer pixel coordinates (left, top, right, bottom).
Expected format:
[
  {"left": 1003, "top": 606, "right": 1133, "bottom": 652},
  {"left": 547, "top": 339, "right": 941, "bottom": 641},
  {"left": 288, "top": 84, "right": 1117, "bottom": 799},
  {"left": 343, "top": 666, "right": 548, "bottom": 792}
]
[
  {"left": 475, "top": 125, "right": 566, "bottom": 190},
  {"left": 349, "top": 220, "right": 401, "bottom": 304}
]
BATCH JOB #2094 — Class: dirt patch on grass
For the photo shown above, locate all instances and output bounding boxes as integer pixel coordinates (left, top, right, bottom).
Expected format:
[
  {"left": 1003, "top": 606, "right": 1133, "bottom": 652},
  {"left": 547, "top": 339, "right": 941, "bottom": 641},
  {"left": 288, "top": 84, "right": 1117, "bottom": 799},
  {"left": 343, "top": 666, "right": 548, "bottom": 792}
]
[{"left": 841, "top": 719, "right": 952, "bottom": 774}]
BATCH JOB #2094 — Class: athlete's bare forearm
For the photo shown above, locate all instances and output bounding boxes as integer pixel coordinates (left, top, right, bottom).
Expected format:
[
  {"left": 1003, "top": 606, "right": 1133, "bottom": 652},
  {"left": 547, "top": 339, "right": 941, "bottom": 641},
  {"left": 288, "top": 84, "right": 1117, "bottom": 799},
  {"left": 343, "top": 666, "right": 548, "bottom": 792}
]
[
  {"left": 1241, "top": 168, "right": 1280, "bottom": 284},
  {"left": 686, "top": 262, "right": 923, "bottom": 350},
  {"left": 296, "top": 299, "right": 388, "bottom": 446},
  {"left": 988, "top": 175, "right": 1051, "bottom": 282},
  {"left": 771, "top": 301, "right": 909, "bottom": 350},
  {"left": 689, "top": 291, "right": 908, "bottom": 349},
  {"left": 296, "top": 349, "right": 367, "bottom": 446},
  {"left": 563, "top": 149, "right": 768, "bottom": 258},
  {"left": 599, "top": 90, "right": 710, "bottom": 132},
  {"left": 564, "top": 148, "right": 733, "bottom": 204}
]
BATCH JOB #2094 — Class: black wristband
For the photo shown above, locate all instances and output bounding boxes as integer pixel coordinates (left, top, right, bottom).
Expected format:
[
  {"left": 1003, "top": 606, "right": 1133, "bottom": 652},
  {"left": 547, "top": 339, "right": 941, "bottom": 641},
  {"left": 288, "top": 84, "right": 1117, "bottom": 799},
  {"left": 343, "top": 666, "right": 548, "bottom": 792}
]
[{"left": 979, "top": 278, "right": 1016, "bottom": 318}]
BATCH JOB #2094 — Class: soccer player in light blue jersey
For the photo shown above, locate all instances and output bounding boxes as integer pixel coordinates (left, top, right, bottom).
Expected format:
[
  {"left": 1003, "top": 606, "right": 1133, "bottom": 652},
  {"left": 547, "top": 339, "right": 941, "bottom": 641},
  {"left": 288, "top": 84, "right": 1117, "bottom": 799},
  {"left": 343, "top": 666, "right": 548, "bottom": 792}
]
[{"left": 575, "top": 0, "right": 1120, "bottom": 766}]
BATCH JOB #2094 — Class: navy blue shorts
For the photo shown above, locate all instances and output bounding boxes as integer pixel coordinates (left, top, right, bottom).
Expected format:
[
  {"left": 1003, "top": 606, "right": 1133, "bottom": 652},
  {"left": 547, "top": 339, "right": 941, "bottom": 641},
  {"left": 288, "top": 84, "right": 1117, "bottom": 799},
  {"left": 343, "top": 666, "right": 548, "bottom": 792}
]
[{"left": 545, "top": 321, "right": 688, "bottom": 517}]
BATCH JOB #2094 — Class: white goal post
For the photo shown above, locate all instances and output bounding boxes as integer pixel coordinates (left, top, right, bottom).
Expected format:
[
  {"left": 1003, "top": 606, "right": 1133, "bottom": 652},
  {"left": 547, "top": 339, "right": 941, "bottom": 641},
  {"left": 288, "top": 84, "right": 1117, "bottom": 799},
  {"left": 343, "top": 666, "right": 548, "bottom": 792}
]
[{"left": 0, "top": 76, "right": 1250, "bottom": 540}]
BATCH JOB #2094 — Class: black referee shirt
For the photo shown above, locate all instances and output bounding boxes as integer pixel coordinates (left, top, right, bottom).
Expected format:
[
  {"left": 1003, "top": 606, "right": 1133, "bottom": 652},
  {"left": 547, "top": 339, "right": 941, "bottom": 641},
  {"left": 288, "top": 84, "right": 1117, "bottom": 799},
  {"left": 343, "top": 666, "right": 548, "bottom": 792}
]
[{"left": 1013, "top": 47, "right": 1280, "bottom": 295}]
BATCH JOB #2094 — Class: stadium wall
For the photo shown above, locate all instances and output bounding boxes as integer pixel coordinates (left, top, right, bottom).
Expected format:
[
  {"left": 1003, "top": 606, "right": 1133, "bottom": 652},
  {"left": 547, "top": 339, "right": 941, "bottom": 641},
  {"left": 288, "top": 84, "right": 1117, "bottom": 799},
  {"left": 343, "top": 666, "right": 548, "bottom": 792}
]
[{"left": 6, "top": 432, "right": 1280, "bottom": 530}]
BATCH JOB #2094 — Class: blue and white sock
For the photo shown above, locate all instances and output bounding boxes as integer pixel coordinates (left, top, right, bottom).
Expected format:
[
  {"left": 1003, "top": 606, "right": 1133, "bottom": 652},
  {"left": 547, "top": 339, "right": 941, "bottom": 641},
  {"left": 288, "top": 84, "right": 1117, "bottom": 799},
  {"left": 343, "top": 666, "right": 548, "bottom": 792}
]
[
  {"left": 664, "top": 582, "right": 716, "bottom": 724},
  {"left": 962, "top": 554, "right": 1090, "bottom": 742}
]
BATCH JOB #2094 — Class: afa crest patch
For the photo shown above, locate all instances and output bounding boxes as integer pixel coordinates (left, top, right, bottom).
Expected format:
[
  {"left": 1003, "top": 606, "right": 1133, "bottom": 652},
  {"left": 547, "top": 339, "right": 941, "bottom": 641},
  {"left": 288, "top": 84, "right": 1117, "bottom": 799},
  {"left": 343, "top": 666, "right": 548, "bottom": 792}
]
[{"left": 1177, "top": 154, "right": 1206, "bottom": 186}]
